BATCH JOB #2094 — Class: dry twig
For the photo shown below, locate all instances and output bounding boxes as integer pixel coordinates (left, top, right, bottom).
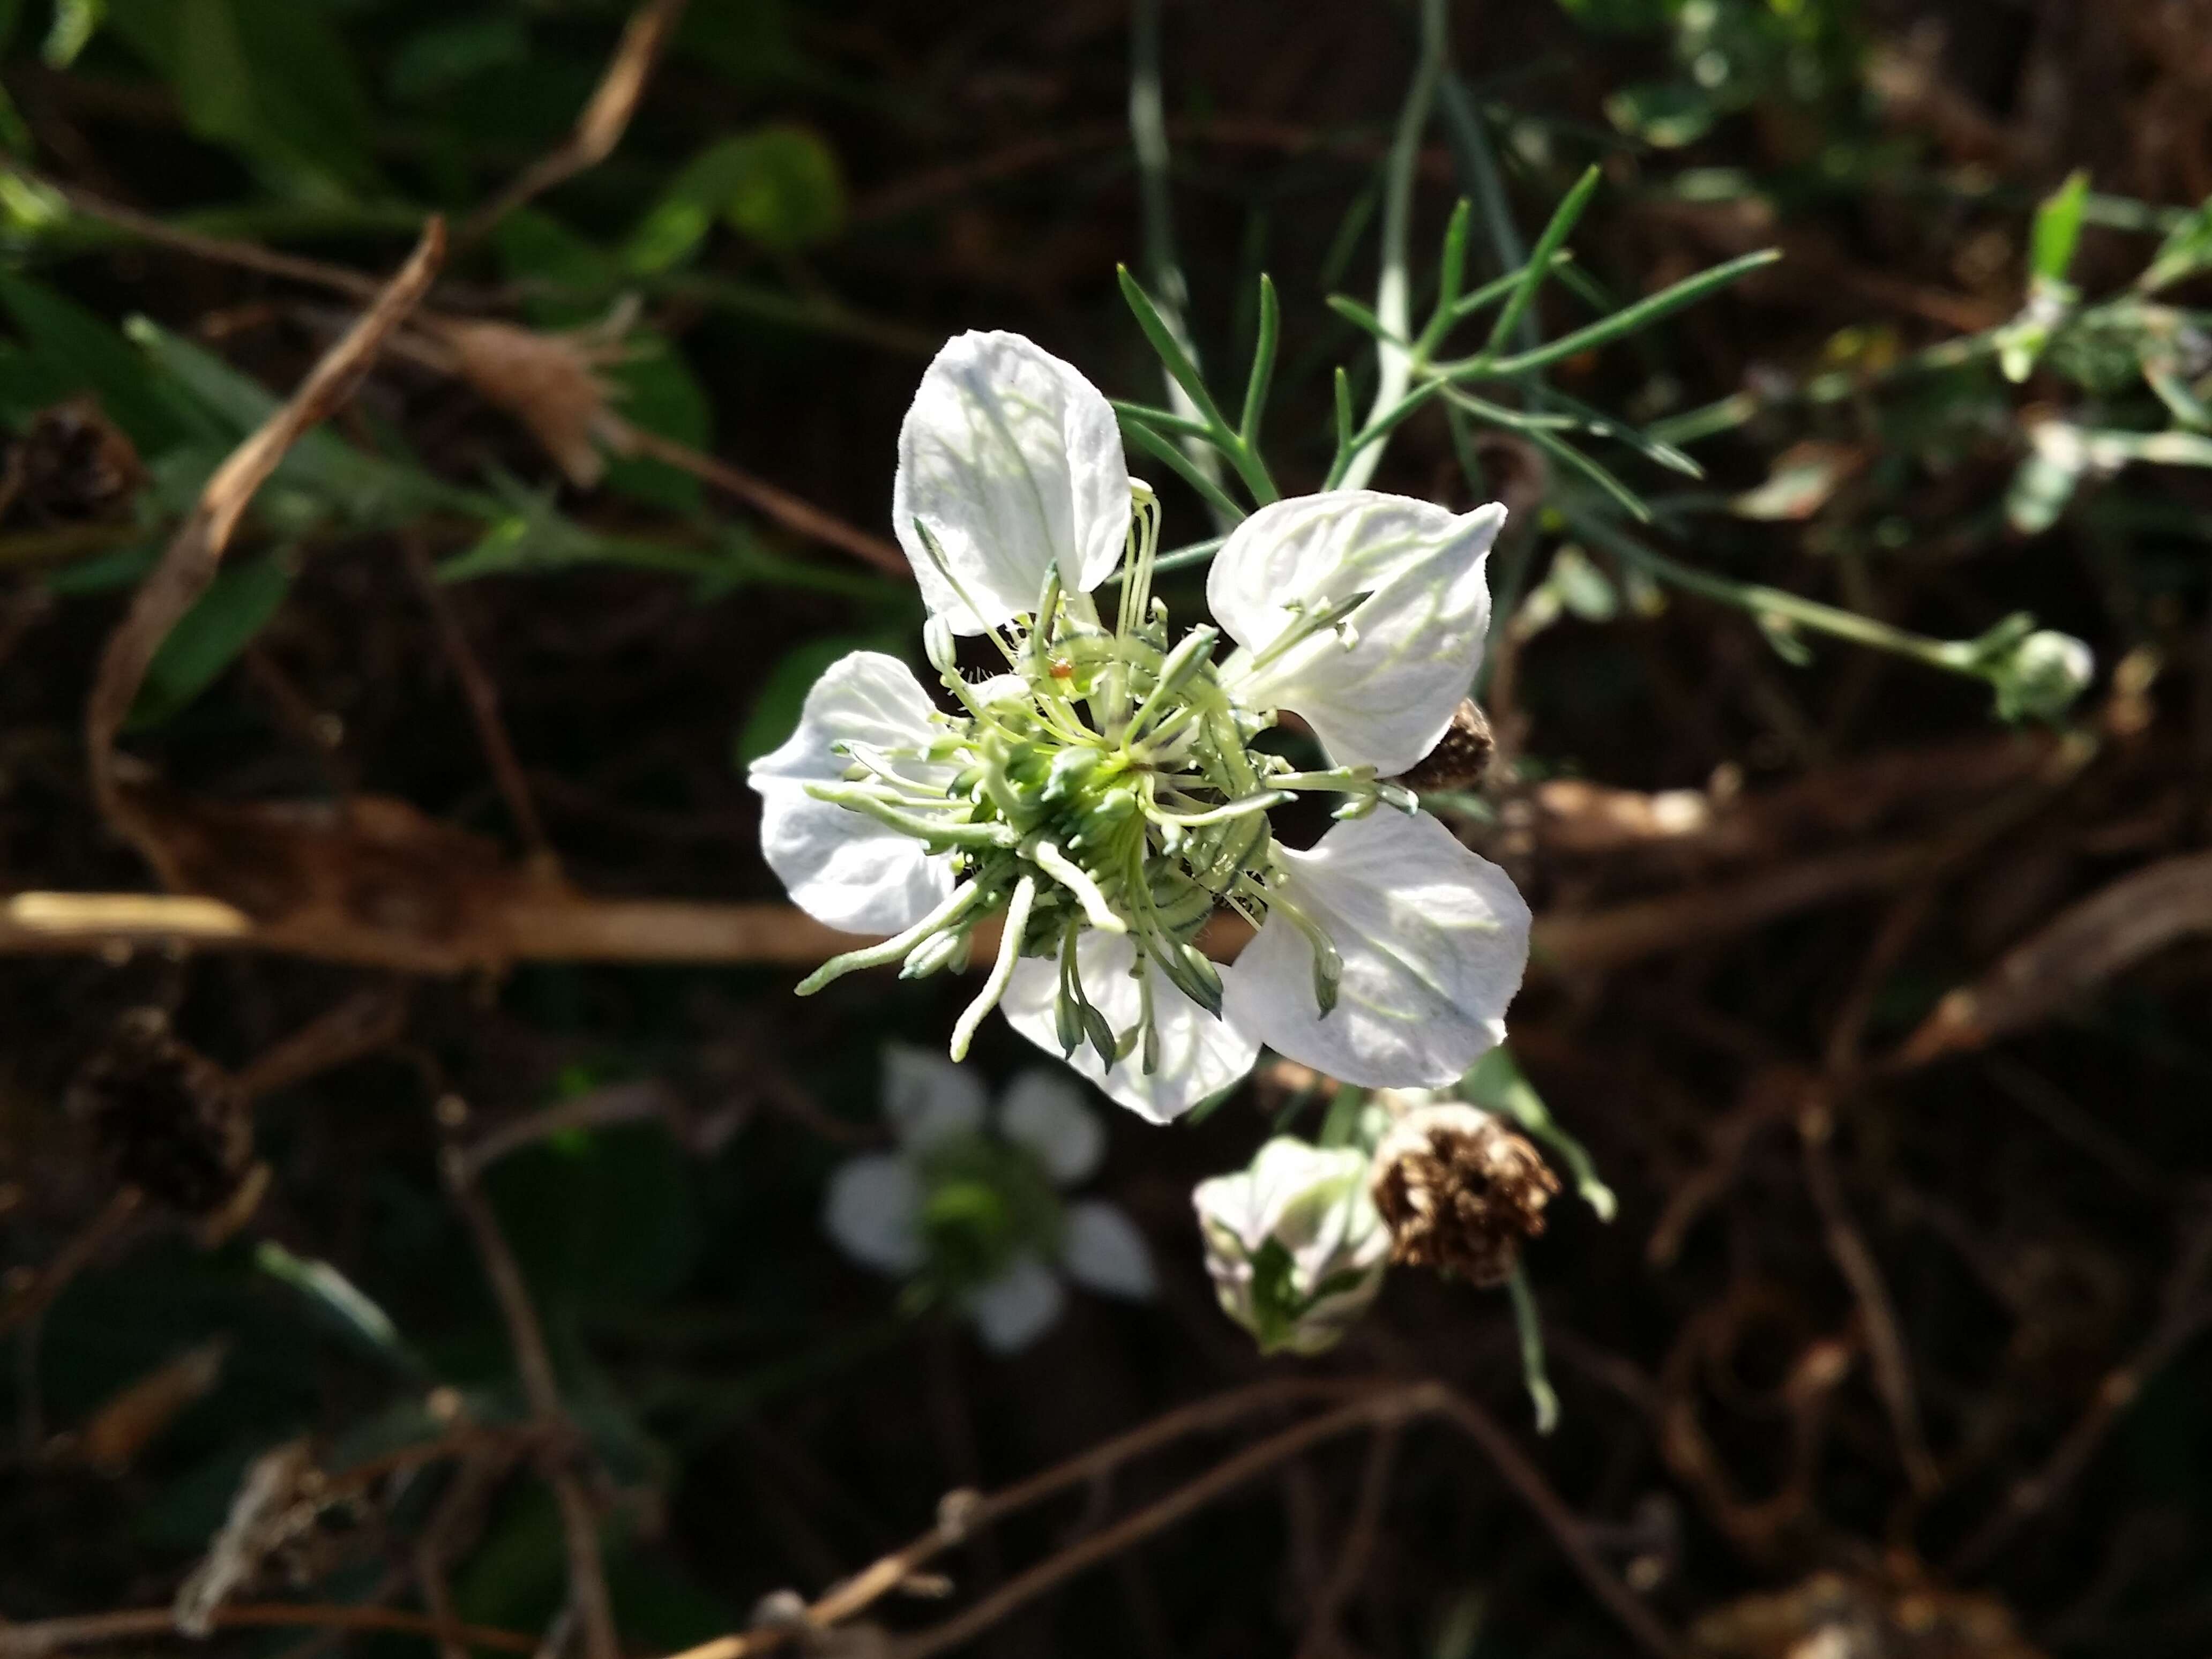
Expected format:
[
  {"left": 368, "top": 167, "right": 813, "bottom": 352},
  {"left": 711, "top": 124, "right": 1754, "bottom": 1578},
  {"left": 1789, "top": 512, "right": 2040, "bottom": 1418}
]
[
  {"left": 442, "top": 1133, "right": 621, "bottom": 1659},
  {"left": 458, "top": 0, "right": 693, "bottom": 246},
  {"left": 84, "top": 219, "right": 445, "bottom": 872},
  {"left": 0, "top": 1603, "right": 535, "bottom": 1657}
]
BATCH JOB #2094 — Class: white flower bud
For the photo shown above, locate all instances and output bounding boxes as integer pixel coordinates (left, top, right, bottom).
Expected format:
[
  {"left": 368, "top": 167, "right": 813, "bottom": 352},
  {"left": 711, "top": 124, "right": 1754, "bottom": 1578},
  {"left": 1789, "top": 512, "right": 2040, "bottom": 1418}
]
[
  {"left": 1991, "top": 629, "right": 2094, "bottom": 722},
  {"left": 1191, "top": 1138, "right": 1389, "bottom": 1356}
]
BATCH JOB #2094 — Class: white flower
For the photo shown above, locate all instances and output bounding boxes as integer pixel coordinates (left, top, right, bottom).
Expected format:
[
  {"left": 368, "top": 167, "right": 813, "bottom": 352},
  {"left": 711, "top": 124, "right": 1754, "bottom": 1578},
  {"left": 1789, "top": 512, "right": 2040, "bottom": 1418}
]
[
  {"left": 893, "top": 331, "right": 1132, "bottom": 635},
  {"left": 1222, "top": 811, "right": 1531, "bottom": 1088},
  {"left": 752, "top": 652, "right": 960, "bottom": 933},
  {"left": 750, "top": 329, "right": 1533, "bottom": 1119},
  {"left": 1192, "top": 1137, "right": 1389, "bottom": 1356},
  {"left": 1210, "top": 491, "right": 1506, "bottom": 776},
  {"left": 1001, "top": 930, "right": 1261, "bottom": 1125},
  {"left": 824, "top": 1046, "right": 1155, "bottom": 1353}
]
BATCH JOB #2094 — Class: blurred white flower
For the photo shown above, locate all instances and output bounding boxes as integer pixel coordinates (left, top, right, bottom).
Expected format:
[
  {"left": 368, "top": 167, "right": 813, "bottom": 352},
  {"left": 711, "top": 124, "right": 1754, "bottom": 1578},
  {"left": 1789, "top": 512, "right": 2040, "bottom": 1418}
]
[
  {"left": 824, "top": 1046, "right": 1155, "bottom": 1353},
  {"left": 752, "top": 328, "right": 1532, "bottom": 1122},
  {"left": 1191, "top": 1137, "right": 1389, "bottom": 1356}
]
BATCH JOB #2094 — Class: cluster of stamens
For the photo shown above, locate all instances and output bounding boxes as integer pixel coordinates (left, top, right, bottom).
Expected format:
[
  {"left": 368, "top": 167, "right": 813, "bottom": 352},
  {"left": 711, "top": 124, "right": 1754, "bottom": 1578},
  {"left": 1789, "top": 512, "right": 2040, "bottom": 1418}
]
[{"left": 799, "top": 487, "right": 1414, "bottom": 1078}]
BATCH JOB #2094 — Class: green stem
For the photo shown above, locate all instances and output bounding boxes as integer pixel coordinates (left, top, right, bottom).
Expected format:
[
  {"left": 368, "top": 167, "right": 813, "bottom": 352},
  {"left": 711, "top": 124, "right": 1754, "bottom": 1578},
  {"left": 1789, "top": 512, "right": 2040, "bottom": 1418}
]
[
  {"left": 1336, "top": 0, "right": 1448, "bottom": 492},
  {"left": 1569, "top": 512, "right": 1981, "bottom": 676}
]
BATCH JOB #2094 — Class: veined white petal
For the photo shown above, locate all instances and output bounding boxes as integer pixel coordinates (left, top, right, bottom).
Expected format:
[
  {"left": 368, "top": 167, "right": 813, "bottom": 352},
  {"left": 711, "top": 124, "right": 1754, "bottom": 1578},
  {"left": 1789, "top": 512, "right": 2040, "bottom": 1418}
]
[
  {"left": 1224, "top": 810, "right": 1529, "bottom": 1087},
  {"left": 996, "top": 1071, "right": 1105, "bottom": 1186},
  {"left": 883, "top": 1044, "right": 988, "bottom": 1149},
  {"left": 1060, "top": 1200, "right": 1156, "bottom": 1299},
  {"left": 823, "top": 1154, "right": 924, "bottom": 1275},
  {"left": 892, "top": 331, "right": 1132, "bottom": 634},
  {"left": 748, "top": 651, "right": 958, "bottom": 933},
  {"left": 1210, "top": 492, "right": 1505, "bottom": 774},
  {"left": 963, "top": 1255, "right": 1066, "bottom": 1352},
  {"left": 1190, "top": 1138, "right": 1387, "bottom": 1355},
  {"left": 1002, "top": 931, "right": 1261, "bottom": 1124}
]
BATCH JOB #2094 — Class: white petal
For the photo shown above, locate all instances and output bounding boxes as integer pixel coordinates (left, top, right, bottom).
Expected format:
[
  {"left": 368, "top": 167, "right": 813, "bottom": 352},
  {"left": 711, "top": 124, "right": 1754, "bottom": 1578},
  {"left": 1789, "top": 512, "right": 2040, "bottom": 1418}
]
[
  {"left": 748, "top": 651, "right": 958, "bottom": 933},
  {"left": 1210, "top": 492, "right": 1505, "bottom": 774},
  {"left": 892, "top": 331, "right": 1132, "bottom": 634},
  {"left": 882, "top": 1044, "right": 988, "bottom": 1148},
  {"left": 1000, "top": 931, "right": 1261, "bottom": 1124},
  {"left": 963, "top": 1255, "right": 1066, "bottom": 1352},
  {"left": 996, "top": 1071, "right": 1105, "bottom": 1185},
  {"left": 1223, "top": 810, "right": 1530, "bottom": 1087},
  {"left": 1060, "top": 1200, "right": 1156, "bottom": 1300},
  {"left": 823, "top": 1154, "right": 924, "bottom": 1275}
]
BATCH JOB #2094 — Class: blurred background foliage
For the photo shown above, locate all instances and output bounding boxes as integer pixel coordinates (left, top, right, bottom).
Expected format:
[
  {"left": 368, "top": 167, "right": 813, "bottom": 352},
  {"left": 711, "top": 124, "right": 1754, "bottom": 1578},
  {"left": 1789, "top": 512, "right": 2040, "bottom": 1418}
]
[{"left": 3, "top": 0, "right": 2212, "bottom": 1655}]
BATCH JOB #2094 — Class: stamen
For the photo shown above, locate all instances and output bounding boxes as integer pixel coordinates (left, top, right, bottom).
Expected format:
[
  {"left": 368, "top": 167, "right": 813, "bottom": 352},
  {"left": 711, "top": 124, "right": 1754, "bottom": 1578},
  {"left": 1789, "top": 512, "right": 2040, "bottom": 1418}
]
[
  {"left": 795, "top": 880, "right": 985, "bottom": 995},
  {"left": 950, "top": 874, "right": 1038, "bottom": 1061},
  {"left": 1028, "top": 838, "right": 1127, "bottom": 934},
  {"left": 802, "top": 783, "right": 1017, "bottom": 848}
]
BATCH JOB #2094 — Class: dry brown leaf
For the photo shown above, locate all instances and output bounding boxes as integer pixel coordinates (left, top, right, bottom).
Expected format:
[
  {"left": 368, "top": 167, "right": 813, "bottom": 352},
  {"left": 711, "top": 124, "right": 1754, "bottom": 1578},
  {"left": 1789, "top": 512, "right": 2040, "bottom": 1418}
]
[
  {"left": 429, "top": 317, "right": 631, "bottom": 487},
  {"left": 1899, "top": 850, "right": 2212, "bottom": 1064},
  {"left": 77, "top": 1339, "right": 228, "bottom": 1473}
]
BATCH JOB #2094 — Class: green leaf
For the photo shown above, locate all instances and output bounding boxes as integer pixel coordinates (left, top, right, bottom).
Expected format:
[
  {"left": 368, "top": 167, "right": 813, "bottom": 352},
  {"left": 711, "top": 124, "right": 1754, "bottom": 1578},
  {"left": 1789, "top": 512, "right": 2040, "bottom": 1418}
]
[
  {"left": 41, "top": 0, "right": 104, "bottom": 68},
  {"left": 386, "top": 14, "right": 529, "bottom": 104},
  {"left": 104, "top": 0, "right": 378, "bottom": 197},
  {"left": 719, "top": 127, "right": 846, "bottom": 255},
  {"left": 485, "top": 1122, "right": 701, "bottom": 1309},
  {"left": 497, "top": 208, "right": 624, "bottom": 327},
  {"left": 2139, "top": 196, "right": 2212, "bottom": 293},
  {"left": 1604, "top": 82, "right": 1718, "bottom": 148},
  {"left": 600, "top": 330, "right": 713, "bottom": 512},
  {"left": 253, "top": 1238, "right": 425, "bottom": 1376},
  {"left": 128, "top": 551, "right": 294, "bottom": 727},
  {"left": 2031, "top": 169, "right": 2091, "bottom": 285},
  {"left": 626, "top": 127, "right": 847, "bottom": 272},
  {"left": 0, "top": 272, "right": 201, "bottom": 450}
]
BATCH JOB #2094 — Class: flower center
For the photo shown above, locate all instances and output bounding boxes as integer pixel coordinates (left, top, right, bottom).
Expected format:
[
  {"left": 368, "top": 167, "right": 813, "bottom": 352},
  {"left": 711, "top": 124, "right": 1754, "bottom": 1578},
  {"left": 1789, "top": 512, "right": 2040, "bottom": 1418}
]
[{"left": 799, "top": 490, "right": 1417, "bottom": 1080}]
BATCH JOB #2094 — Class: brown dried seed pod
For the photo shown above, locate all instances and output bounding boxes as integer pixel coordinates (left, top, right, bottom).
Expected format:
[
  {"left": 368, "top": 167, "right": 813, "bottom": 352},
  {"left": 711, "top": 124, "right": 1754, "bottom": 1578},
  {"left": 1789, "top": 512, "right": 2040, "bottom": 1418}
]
[
  {"left": 69, "top": 1009, "right": 253, "bottom": 1216},
  {"left": 1369, "top": 1101, "right": 1558, "bottom": 1287},
  {"left": 1392, "top": 698, "right": 1495, "bottom": 794},
  {"left": 0, "top": 397, "right": 146, "bottom": 526}
]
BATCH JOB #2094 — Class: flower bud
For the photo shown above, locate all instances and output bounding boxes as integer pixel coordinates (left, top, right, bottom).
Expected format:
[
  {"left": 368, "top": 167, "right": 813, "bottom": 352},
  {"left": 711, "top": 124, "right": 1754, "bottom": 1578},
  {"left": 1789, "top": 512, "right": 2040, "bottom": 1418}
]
[
  {"left": 1989, "top": 629, "right": 2094, "bottom": 723},
  {"left": 1369, "top": 1103, "right": 1558, "bottom": 1287},
  {"left": 1192, "top": 1138, "right": 1389, "bottom": 1355}
]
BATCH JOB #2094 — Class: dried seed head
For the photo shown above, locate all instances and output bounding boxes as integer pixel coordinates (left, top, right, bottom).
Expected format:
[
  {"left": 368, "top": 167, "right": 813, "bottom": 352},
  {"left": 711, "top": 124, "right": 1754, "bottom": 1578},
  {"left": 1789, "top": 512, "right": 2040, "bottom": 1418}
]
[
  {"left": 1369, "top": 1102, "right": 1557, "bottom": 1286},
  {"left": 69, "top": 1009, "right": 252, "bottom": 1216},
  {"left": 436, "top": 318, "right": 630, "bottom": 488},
  {"left": 1392, "top": 698, "right": 1495, "bottom": 794},
  {"left": 1, "top": 397, "right": 145, "bottom": 525}
]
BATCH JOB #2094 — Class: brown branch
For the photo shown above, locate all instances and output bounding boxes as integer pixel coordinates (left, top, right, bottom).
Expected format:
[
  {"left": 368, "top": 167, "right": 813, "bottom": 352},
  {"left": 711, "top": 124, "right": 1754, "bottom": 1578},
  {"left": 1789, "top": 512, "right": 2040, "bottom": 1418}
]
[
  {"left": 20, "top": 170, "right": 386, "bottom": 302},
  {"left": 1529, "top": 834, "right": 1944, "bottom": 974},
  {"left": 458, "top": 0, "right": 692, "bottom": 246},
  {"left": 443, "top": 1140, "right": 620, "bottom": 1659},
  {"left": 0, "top": 1187, "right": 144, "bottom": 1339},
  {"left": 0, "top": 1603, "right": 537, "bottom": 1657},
  {"left": 402, "top": 536, "right": 558, "bottom": 870},
  {"left": 1798, "top": 1096, "right": 1939, "bottom": 1494},
  {"left": 0, "top": 890, "right": 855, "bottom": 972},
  {"left": 661, "top": 1379, "right": 1674, "bottom": 1659},
  {"left": 1296, "top": 1425, "right": 1400, "bottom": 1659},
  {"left": 236, "top": 985, "right": 412, "bottom": 1101},
  {"left": 1950, "top": 1214, "right": 2212, "bottom": 1574},
  {"left": 614, "top": 424, "right": 909, "bottom": 578},
  {"left": 891, "top": 1394, "right": 1424, "bottom": 1659},
  {"left": 84, "top": 219, "right": 445, "bottom": 869},
  {"left": 452, "top": 1079, "right": 682, "bottom": 1182},
  {"left": 1420, "top": 1388, "right": 1679, "bottom": 1658}
]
